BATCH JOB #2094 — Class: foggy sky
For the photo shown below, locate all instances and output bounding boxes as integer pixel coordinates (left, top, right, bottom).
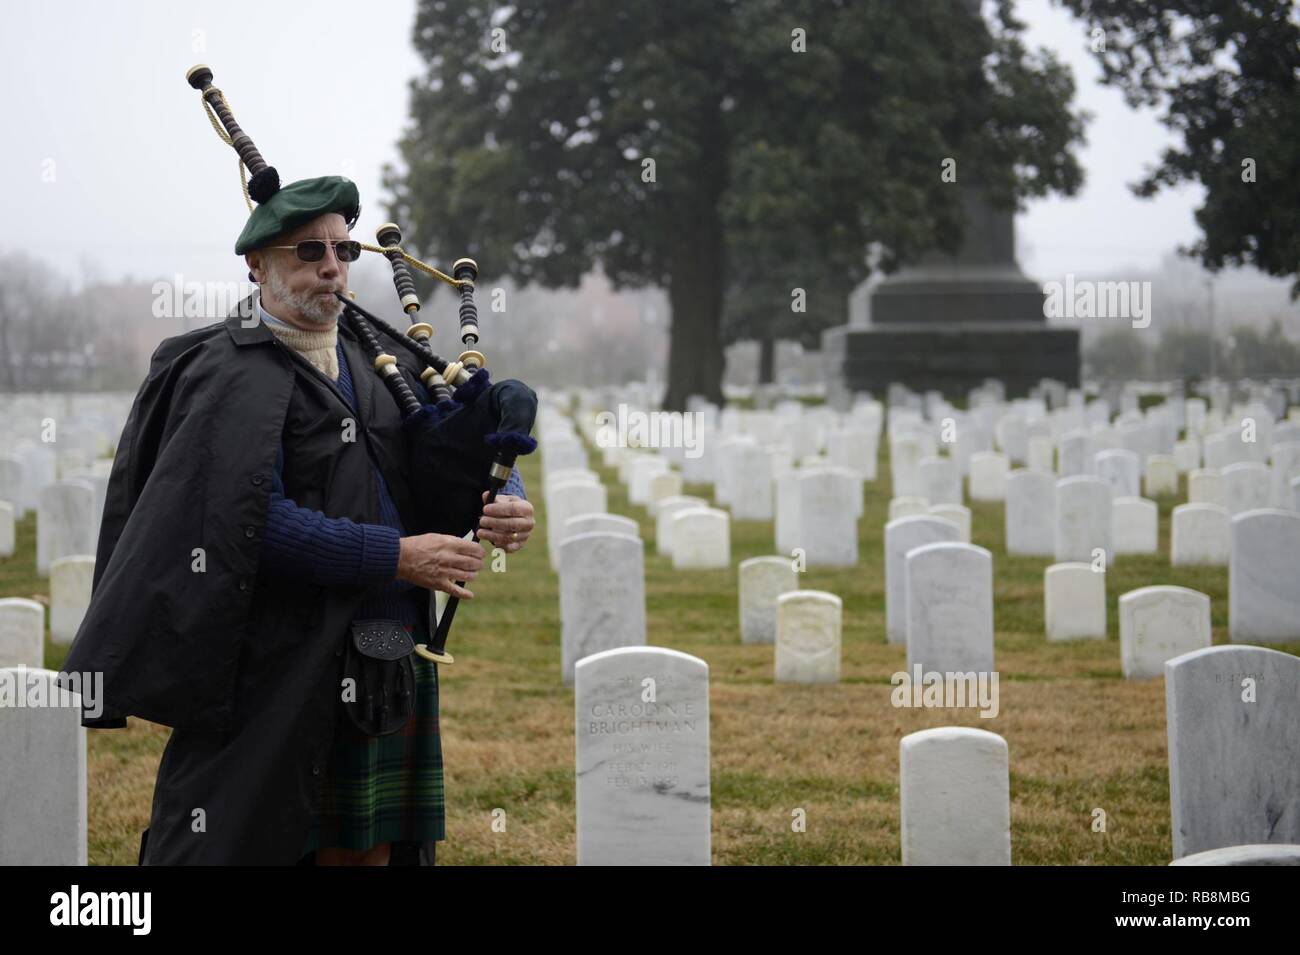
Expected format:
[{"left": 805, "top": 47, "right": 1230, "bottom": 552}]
[{"left": 0, "top": 0, "right": 1202, "bottom": 292}]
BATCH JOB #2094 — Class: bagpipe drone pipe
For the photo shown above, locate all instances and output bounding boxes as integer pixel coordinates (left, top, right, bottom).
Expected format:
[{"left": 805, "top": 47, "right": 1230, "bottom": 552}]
[{"left": 187, "top": 63, "right": 538, "bottom": 664}]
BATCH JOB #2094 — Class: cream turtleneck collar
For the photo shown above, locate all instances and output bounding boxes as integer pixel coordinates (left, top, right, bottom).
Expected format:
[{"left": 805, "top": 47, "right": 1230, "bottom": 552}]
[{"left": 257, "top": 294, "right": 339, "bottom": 382}]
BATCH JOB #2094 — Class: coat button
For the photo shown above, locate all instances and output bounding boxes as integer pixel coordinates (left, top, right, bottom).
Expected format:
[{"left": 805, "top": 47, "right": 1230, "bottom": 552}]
[
  {"left": 244, "top": 526, "right": 256, "bottom": 538},
  {"left": 312, "top": 764, "right": 321, "bottom": 776},
  {"left": 238, "top": 580, "right": 248, "bottom": 592},
  {"left": 251, "top": 474, "right": 265, "bottom": 486}
]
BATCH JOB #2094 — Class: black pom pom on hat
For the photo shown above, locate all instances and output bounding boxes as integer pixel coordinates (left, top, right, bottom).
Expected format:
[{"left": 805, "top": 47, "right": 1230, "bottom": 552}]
[{"left": 247, "top": 166, "right": 281, "bottom": 204}]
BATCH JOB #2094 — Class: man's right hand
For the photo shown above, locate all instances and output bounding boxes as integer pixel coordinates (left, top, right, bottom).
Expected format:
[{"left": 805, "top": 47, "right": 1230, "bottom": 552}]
[{"left": 396, "top": 533, "right": 485, "bottom": 599}]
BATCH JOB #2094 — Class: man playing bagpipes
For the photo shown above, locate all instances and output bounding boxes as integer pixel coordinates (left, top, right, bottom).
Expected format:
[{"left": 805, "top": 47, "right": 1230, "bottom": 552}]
[{"left": 62, "top": 66, "right": 539, "bottom": 866}]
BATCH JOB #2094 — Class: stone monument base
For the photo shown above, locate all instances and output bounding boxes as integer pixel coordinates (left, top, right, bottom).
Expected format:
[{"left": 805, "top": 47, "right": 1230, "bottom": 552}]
[{"left": 822, "top": 322, "right": 1079, "bottom": 407}]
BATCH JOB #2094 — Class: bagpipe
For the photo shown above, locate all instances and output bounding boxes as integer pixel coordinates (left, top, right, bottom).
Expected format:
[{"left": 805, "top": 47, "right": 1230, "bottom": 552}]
[{"left": 186, "top": 64, "right": 538, "bottom": 665}]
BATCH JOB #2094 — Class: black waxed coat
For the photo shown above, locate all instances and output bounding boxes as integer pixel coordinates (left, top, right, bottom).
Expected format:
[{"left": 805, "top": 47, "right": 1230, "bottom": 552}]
[{"left": 63, "top": 299, "right": 441, "bottom": 865}]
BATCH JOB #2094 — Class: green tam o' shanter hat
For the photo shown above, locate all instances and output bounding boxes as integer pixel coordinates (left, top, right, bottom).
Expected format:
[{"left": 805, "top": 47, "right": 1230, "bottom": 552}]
[{"left": 234, "top": 175, "right": 361, "bottom": 254}]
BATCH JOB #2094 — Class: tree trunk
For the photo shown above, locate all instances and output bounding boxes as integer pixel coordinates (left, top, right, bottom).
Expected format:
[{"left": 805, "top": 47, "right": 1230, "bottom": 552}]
[
  {"left": 758, "top": 334, "right": 775, "bottom": 385},
  {"left": 662, "top": 207, "right": 727, "bottom": 412}
]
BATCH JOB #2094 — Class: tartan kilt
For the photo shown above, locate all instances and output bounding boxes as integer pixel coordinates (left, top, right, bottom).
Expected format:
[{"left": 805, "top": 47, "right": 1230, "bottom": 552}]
[{"left": 302, "top": 648, "right": 445, "bottom": 853}]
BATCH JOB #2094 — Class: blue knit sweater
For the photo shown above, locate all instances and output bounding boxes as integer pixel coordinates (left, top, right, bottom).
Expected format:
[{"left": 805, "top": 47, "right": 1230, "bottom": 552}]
[{"left": 259, "top": 332, "right": 525, "bottom": 624}]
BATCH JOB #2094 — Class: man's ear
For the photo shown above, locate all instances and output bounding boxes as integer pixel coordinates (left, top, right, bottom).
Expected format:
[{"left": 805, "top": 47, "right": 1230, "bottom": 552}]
[{"left": 245, "top": 252, "right": 263, "bottom": 284}]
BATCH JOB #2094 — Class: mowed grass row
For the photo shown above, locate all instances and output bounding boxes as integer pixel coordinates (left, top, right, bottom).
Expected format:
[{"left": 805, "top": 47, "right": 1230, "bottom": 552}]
[{"left": 9, "top": 427, "right": 1297, "bottom": 864}]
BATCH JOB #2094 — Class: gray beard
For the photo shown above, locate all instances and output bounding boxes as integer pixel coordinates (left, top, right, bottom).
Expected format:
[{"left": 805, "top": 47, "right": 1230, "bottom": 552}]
[{"left": 263, "top": 269, "right": 341, "bottom": 327}]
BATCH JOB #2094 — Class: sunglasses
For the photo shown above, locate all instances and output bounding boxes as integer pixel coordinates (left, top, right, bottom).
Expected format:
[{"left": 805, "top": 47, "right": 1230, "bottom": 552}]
[{"left": 264, "top": 239, "right": 362, "bottom": 263}]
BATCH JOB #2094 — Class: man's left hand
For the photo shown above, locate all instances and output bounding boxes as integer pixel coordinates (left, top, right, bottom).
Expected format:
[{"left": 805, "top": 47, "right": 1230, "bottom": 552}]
[{"left": 478, "top": 493, "right": 535, "bottom": 553}]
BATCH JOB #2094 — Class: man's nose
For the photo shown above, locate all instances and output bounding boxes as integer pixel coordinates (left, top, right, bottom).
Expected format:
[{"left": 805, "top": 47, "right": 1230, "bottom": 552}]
[{"left": 317, "top": 244, "right": 344, "bottom": 278}]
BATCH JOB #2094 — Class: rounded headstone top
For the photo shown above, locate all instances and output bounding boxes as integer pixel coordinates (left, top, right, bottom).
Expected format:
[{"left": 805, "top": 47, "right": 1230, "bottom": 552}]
[
  {"left": 777, "top": 590, "right": 841, "bottom": 608},
  {"left": 1170, "top": 844, "right": 1300, "bottom": 866}
]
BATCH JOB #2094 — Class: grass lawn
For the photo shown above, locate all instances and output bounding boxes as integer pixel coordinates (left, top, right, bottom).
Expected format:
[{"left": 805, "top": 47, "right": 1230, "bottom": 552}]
[{"left": 7, "top": 431, "right": 1295, "bottom": 865}]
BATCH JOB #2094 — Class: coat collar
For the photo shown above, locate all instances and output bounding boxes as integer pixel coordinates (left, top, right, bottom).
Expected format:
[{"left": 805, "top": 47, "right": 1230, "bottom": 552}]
[
  {"left": 226, "top": 295, "right": 274, "bottom": 347},
  {"left": 224, "top": 293, "right": 377, "bottom": 422}
]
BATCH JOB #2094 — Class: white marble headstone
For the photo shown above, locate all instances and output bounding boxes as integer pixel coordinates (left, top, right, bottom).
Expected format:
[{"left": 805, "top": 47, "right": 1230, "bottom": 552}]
[
  {"left": 1111, "top": 496, "right": 1158, "bottom": 555},
  {"left": 714, "top": 437, "right": 756, "bottom": 506},
  {"left": 0, "top": 667, "right": 87, "bottom": 864},
  {"left": 36, "top": 480, "right": 95, "bottom": 577},
  {"left": 0, "top": 501, "right": 13, "bottom": 559},
  {"left": 952, "top": 424, "right": 991, "bottom": 477},
  {"left": 646, "top": 471, "right": 684, "bottom": 516},
  {"left": 1203, "top": 432, "right": 1228, "bottom": 469},
  {"left": 1187, "top": 468, "right": 1225, "bottom": 506},
  {"left": 890, "top": 436, "right": 925, "bottom": 498},
  {"left": 0, "top": 455, "right": 25, "bottom": 519},
  {"left": 795, "top": 469, "right": 858, "bottom": 567},
  {"left": 1222, "top": 461, "right": 1272, "bottom": 517},
  {"left": 1170, "top": 503, "right": 1229, "bottom": 566},
  {"left": 1166, "top": 645, "right": 1300, "bottom": 858},
  {"left": 15, "top": 445, "right": 56, "bottom": 514},
  {"left": 774, "top": 590, "right": 842, "bottom": 683},
  {"left": 900, "top": 727, "right": 1010, "bottom": 866},
  {"left": 904, "top": 542, "right": 994, "bottom": 673},
  {"left": 1026, "top": 435, "right": 1054, "bottom": 473},
  {"left": 670, "top": 507, "right": 730, "bottom": 570},
  {"left": 725, "top": 443, "right": 772, "bottom": 520},
  {"left": 1044, "top": 563, "right": 1105, "bottom": 641},
  {"left": 627, "top": 457, "right": 670, "bottom": 506},
  {"left": 1117, "top": 423, "right": 1152, "bottom": 462},
  {"left": 575, "top": 647, "right": 710, "bottom": 865},
  {"left": 655, "top": 496, "right": 707, "bottom": 556},
  {"left": 967, "top": 451, "right": 1009, "bottom": 502},
  {"left": 1119, "top": 586, "right": 1212, "bottom": 680},
  {"left": 0, "top": 598, "right": 44, "bottom": 669},
  {"left": 565, "top": 513, "right": 640, "bottom": 542},
  {"left": 1144, "top": 455, "right": 1178, "bottom": 496},
  {"left": 49, "top": 556, "right": 94, "bottom": 646},
  {"left": 927, "top": 504, "right": 971, "bottom": 542},
  {"left": 994, "top": 414, "right": 1028, "bottom": 464},
  {"left": 1229, "top": 508, "right": 1300, "bottom": 643},
  {"left": 63, "top": 468, "right": 107, "bottom": 534},
  {"left": 1094, "top": 448, "right": 1141, "bottom": 498},
  {"left": 547, "top": 480, "right": 608, "bottom": 569},
  {"left": 653, "top": 495, "right": 707, "bottom": 557},
  {"left": 1171, "top": 844, "right": 1300, "bottom": 866},
  {"left": 559, "top": 532, "right": 646, "bottom": 685},
  {"left": 543, "top": 435, "right": 587, "bottom": 475},
  {"left": 827, "top": 427, "right": 877, "bottom": 481},
  {"left": 773, "top": 470, "right": 800, "bottom": 556},
  {"left": 1057, "top": 431, "right": 1089, "bottom": 478},
  {"left": 889, "top": 496, "right": 931, "bottom": 521},
  {"left": 884, "top": 516, "right": 962, "bottom": 645},
  {"left": 1271, "top": 441, "right": 1300, "bottom": 508},
  {"left": 1172, "top": 438, "right": 1200, "bottom": 473},
  {"left": 919, "top": 456, "right": 961, "bottom": 505},
  {"left": 545, "top": 467, "right": 599, "bottom": 491},
  {"left": 1054, "top": 476, "right": 1113, "bottom": 563},
  {"left": 738, "top": 556, "right": 797, "bottom": 645},
  {"left": 1005, "top": 469, "right": 1055, "bottom": 556}
]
